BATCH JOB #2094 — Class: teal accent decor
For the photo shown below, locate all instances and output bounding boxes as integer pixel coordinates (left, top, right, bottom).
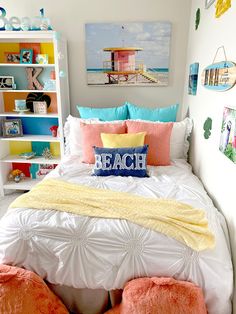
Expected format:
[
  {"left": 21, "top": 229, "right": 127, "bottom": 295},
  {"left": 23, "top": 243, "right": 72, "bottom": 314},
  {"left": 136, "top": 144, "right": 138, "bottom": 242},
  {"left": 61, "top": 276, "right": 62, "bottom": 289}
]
[
  {"left": 77, "top": 104, "right": 128, "bottom": 121},
  {"left": 203, "top": 117, "right": 212, "bottom": 139},
  {"left": 32, "top": 142, "right": 50, "bottom": 156},
  {"left": 126, "top": 102, "right": 179, "bottom": 122},
  {"left": 29, "top": 164, "right": 39, "bottom": 179}
]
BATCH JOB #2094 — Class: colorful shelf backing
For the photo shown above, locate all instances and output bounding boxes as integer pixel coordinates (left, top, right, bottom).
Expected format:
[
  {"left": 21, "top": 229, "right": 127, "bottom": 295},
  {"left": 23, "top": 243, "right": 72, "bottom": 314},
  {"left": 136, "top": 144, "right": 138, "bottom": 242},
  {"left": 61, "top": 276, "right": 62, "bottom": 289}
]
[
  {"left": 9, "top": 141, "right": 60, "bottom": 156},
  {"left": 0, "top": 66, "right": 53, "bottom": 90},
  {"left": 5, "top": 117, "right": 59, "bottom": 136},
  {"left": 3, "top": 92, "right": 57, "bottom": 113},
  {"left": 0, "top": 43, "right": 55, "bottom": 64}
]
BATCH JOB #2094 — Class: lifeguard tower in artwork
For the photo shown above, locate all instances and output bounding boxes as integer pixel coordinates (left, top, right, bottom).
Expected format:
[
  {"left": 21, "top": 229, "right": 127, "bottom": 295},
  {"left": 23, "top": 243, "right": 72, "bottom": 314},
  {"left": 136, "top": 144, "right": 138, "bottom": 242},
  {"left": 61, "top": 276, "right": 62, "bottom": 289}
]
[{"left": 103, "top": 47, "right": 158, "bottom": 84}]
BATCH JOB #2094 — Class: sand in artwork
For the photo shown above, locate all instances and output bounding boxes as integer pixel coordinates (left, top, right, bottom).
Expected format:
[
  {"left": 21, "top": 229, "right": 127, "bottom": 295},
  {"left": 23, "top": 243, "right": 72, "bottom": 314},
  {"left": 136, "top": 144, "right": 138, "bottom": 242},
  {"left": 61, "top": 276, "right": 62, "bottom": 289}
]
[{"left": 87, "top": 70, "right": 169, "bottom": 86}]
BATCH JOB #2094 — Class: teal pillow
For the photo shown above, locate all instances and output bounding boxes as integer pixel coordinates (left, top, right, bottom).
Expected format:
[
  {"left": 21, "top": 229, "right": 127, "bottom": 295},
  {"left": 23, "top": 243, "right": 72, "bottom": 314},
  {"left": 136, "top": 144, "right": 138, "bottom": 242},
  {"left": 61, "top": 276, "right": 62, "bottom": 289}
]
[
  {"left": 126, "top": 102, "right": 179, "bottom": 122},
  {"left": 77, "top": 104, "right": 128, "bottom": 121}
]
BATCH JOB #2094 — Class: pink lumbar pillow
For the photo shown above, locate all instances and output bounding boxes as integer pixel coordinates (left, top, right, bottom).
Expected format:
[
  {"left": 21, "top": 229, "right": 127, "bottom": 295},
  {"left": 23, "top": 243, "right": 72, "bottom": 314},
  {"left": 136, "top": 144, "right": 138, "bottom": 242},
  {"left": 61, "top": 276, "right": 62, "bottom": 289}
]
[
  {"left": 126, "top": 120, "right": 173, "bottom": 166},
  {"left": 80, "top": 121, "right": 126, "bottom": 163}
]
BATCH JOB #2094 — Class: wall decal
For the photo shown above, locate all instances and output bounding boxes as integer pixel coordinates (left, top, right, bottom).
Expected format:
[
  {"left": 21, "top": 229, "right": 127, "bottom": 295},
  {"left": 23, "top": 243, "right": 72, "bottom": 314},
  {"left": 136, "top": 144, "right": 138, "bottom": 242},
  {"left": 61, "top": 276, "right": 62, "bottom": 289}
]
[
  {"left": 203, "top": 117, "right": 212, "bottom": 139},
  {"left": 215, "top": 0, "right": 231, "bottom": 18},
  {"left": 219, "top": 106, "right": 236, "bottom": 163},
  {"left": 195, "top": 9, "right": 200, "bottom": 30},
  {"left": 188, "top": 63, "right": 199, "bottom": 95},
  {"left": 205, "top": 0, "right": 216, "bottom": 8},
  {"left": 85, "top": 21, "right": 171, "bottom": 86}
]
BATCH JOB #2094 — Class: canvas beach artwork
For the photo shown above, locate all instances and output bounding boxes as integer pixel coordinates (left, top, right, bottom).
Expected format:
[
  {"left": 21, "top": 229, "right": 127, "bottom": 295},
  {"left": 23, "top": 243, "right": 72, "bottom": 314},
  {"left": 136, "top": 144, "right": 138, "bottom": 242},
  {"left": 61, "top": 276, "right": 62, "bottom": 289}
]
[
  {"left": 85, "top": 21, "right": 171, "bottom": 86},
  {"left": 219, "top": 106, "right": 236, "bottom": 164},
  {"left": 188, "top": 63, "right": 199, "bottom": 95}
]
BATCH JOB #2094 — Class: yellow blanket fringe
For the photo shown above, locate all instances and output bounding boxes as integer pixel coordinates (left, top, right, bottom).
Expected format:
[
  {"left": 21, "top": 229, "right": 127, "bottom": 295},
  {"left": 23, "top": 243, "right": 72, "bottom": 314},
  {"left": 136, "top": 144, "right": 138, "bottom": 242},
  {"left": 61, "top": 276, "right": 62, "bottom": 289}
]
[{"left": 10, "top": 179, "right": 215, "bottom": 251}]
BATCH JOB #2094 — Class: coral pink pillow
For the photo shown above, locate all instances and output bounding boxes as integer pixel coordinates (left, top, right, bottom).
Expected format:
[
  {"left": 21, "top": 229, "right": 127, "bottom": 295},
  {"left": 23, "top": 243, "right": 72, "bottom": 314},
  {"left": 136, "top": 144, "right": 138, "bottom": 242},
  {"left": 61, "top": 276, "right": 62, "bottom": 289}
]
[
  {"left": 80, "top": 122, "right": 126, "bottom": 163},
  {"left": 126, "top": 120, "right": 173, "bottom": 166}
]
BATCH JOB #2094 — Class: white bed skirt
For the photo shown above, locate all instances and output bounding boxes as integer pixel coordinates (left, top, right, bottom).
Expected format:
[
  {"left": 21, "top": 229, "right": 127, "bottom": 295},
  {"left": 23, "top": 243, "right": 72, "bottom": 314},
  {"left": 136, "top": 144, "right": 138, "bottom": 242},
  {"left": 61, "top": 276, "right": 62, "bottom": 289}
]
[{"left": 48, "top": 284, "right": 122, "bottom": 314}]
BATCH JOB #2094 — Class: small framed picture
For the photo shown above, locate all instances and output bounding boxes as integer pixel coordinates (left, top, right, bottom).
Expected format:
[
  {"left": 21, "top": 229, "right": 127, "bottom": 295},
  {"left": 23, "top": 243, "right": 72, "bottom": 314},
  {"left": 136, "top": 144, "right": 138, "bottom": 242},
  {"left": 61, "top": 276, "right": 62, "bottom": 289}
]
[
  {"left": 5, "top": 52, "right": 20, "bottom": 63},
  {"left": 33, "top": 101, "right": 47, "bottom": 114},
  {"left": 205, "top": 0, "right": 215, "bottom": 8},
  {"left": 0, "top": 76, "right": 15, "bottom": 90},
  {"left": 36, "top": 54, "right": 49, "bottom": 64},
  {"left": 20, "top": 48, "right": 33, "bottom": 64},
  {"left": 2, "top": 119, "right": 23, "bottom": 138}
]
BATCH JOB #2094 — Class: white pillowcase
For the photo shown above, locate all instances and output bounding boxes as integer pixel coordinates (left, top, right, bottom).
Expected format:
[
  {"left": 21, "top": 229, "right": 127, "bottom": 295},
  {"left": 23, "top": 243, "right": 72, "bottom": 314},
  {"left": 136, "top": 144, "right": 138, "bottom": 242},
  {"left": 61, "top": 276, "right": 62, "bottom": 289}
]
[
  {"left": 64, "top": 115, "right": 99, "bottom": 155},
  {"left": 170, "top": 118, "right": 193, "bottom": 159},
  {"left": 64, "top": 115, "right": 192, "bottom": 160},
  {"left": 64, "top": 115, "right": 125, "bottom": 155}
]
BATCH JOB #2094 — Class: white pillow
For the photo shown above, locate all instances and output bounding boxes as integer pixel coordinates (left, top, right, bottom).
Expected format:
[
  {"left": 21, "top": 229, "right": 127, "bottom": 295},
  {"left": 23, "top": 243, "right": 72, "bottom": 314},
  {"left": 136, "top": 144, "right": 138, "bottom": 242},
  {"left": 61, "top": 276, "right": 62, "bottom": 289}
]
[
  {"left": 64, "top": 115, "right": 126, "bottom": 155},
  {"left": 170, "top": 118, "right": 193, "bottom": 159},
  {"left": 64, "top": 115, "right": 193, "bottom": 160},
  {"left": 64, "top": 115, "right": 99, "bottom": 155}
]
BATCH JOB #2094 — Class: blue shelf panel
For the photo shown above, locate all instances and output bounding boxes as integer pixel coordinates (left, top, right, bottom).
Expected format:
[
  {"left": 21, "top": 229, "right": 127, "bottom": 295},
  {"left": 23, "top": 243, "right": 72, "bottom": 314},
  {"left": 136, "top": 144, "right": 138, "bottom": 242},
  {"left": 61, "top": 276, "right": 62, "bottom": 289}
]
[{"left": 6, "top": 117, "right": 58, "bottom": 135}]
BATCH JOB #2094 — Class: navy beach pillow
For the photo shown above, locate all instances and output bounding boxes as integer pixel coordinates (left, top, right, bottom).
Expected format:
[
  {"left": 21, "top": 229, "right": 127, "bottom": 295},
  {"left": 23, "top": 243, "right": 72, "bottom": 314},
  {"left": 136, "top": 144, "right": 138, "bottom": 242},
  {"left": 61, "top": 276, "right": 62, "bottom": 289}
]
[{"left": 93, "top": 145, "right": 149, "bottom": 177}]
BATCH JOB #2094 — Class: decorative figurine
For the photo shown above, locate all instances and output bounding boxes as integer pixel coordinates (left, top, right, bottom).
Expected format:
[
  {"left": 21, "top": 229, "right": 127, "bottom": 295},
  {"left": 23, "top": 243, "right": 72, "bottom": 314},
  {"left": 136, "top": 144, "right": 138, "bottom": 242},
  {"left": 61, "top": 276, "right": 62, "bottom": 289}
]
[
  {"left": 9, "top": 169, "right": 25, "bottom": 183},
  {"left": 42, "top": 147, "right": 53, "bottom": 160},
  {"left": 50, "top": 125, "right": 58, "bottom": 137}
]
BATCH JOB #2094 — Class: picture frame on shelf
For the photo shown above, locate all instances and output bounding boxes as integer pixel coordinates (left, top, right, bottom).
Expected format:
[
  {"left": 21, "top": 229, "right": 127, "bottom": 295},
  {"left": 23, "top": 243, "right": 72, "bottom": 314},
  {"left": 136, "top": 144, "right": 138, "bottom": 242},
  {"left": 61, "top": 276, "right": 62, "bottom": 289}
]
[
  {"left": 20, "top": 48, "right": 33, "bottom": 64},
  {"left": 2, "top": 118, "right": 23, "bottom": 138},
  {"left": 205, "top": 0, "right": 215, "bottom": 8},
  {"left": 36, "top": 54, "right": 49, "bottom": 64},
  {"left": 0, "top": 76, "right": 15, "bottom": 90},
  {"left": 33, "top": 101, "right": 48, "bottom": 114},
  {"left": 4, "top": 52, "right": 20, "bottom": 63}
]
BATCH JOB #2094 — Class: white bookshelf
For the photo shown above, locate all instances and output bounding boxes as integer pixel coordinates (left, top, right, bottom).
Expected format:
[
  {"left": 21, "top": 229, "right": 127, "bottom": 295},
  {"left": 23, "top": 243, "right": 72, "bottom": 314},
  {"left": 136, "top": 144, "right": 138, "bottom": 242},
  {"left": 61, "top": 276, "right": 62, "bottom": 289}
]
[{"left": 0, "top": 31, "right": 70, "bottom": 196}]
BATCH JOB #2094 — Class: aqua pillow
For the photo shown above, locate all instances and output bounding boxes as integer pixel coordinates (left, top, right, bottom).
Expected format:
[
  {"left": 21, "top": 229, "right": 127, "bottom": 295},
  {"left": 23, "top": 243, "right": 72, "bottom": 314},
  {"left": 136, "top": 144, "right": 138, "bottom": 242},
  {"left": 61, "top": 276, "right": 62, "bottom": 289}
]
[
  {"left": 77, "top": 104, "right": 128, "bottom": 121},
  {"left": 93, "top": 145, "right": 149, "bottom": 177},
  {"left": 126, "top": 102, "right": 179, "bottom": 122}
]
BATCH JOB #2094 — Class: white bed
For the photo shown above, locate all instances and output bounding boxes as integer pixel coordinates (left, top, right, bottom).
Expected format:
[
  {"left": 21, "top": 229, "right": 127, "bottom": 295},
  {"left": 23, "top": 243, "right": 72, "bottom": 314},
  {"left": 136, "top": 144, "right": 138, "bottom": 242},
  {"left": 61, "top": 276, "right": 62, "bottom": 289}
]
[{"left": 0, "top": 156, "right": 233, "bottom": 314}]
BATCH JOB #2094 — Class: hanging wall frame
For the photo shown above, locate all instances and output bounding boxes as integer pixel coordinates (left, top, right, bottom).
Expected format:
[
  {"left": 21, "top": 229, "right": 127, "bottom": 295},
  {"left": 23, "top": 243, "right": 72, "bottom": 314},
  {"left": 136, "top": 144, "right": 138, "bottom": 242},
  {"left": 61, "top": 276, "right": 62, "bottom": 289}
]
[
  {"left": 201, "top": 46, "right": 236, "bottom": 91},
  {"left": 219, "top": 106, "right": 236, "bottom": 164}
]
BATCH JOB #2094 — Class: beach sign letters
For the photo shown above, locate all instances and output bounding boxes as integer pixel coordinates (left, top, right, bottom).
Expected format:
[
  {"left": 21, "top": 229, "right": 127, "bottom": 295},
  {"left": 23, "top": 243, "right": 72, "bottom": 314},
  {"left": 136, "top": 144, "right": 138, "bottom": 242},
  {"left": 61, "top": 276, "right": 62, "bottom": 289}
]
[{"left": 0, "top": 7, "right": 52, "bottom": 31}]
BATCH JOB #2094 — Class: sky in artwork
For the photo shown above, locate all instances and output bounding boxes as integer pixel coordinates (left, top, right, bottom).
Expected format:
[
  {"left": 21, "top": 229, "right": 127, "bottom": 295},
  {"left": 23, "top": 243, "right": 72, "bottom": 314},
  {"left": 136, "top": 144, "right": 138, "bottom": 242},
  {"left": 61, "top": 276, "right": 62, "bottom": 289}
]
[{"left": 85, "top": 21, "right": 171, "bottom": 69}]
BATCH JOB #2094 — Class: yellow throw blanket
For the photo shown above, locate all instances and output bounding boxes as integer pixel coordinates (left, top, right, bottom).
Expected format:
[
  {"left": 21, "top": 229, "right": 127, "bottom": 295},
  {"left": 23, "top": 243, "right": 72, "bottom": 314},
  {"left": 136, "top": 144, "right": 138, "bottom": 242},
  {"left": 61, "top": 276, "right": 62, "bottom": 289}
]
[{"left": 10, "top": 179, "right": 215, "bottom": 251}]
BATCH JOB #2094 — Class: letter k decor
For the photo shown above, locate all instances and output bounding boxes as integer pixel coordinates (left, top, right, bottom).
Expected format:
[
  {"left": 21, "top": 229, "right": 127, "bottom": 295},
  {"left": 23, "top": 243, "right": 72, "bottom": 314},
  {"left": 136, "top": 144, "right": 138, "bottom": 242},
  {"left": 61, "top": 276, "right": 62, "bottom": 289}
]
[{"left": 26, "top": 67, "right": 44, "bottom": 90}]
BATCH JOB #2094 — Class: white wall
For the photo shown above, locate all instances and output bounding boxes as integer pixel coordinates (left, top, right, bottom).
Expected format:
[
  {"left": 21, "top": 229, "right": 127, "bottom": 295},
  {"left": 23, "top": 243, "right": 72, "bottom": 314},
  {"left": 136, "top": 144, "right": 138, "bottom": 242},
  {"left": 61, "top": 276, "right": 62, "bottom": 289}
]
[
  {"left": 1, "top": 0, "right": 191, "bottom": 117},
  {"left": 182, "top": 0, "right": 236, "bottom": 309}
]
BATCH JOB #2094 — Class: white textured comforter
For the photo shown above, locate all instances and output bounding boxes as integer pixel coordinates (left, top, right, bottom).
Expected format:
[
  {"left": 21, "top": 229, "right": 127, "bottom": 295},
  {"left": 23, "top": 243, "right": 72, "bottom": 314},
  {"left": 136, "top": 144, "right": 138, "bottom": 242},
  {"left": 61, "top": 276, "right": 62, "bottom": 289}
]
[{"left": 0, "top": 157, "right": 233, "bottom": 314}]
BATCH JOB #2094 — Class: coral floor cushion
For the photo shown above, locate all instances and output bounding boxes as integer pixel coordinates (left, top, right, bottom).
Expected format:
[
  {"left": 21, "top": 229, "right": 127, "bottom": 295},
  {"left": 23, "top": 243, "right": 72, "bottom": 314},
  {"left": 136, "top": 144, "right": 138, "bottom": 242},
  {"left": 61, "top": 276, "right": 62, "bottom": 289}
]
[
  {"left": 105, "top": 277, "right": 207, "bottom": 314},
  {"left": 0, "top": 264, "right": 68, "bottom": 314}
]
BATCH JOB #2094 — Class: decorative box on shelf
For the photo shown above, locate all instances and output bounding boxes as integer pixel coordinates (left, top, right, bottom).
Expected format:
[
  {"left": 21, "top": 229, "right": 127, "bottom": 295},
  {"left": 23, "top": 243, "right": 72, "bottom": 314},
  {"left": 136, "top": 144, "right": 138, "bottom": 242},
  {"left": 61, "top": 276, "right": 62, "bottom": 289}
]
[{"left": 0, "top": 31, "right": 70, "bottom": 196}]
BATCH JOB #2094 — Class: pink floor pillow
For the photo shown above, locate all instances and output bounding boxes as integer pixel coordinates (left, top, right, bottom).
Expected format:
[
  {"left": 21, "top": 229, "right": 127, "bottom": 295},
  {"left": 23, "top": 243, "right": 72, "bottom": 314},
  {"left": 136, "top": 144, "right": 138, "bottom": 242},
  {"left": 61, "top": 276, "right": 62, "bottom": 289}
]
[
  {"left": 106, "top": 277, "right": 207, "bottom": 314},
  {"left": 0, "top": 264, "right": 69, "bottom": 314}
]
